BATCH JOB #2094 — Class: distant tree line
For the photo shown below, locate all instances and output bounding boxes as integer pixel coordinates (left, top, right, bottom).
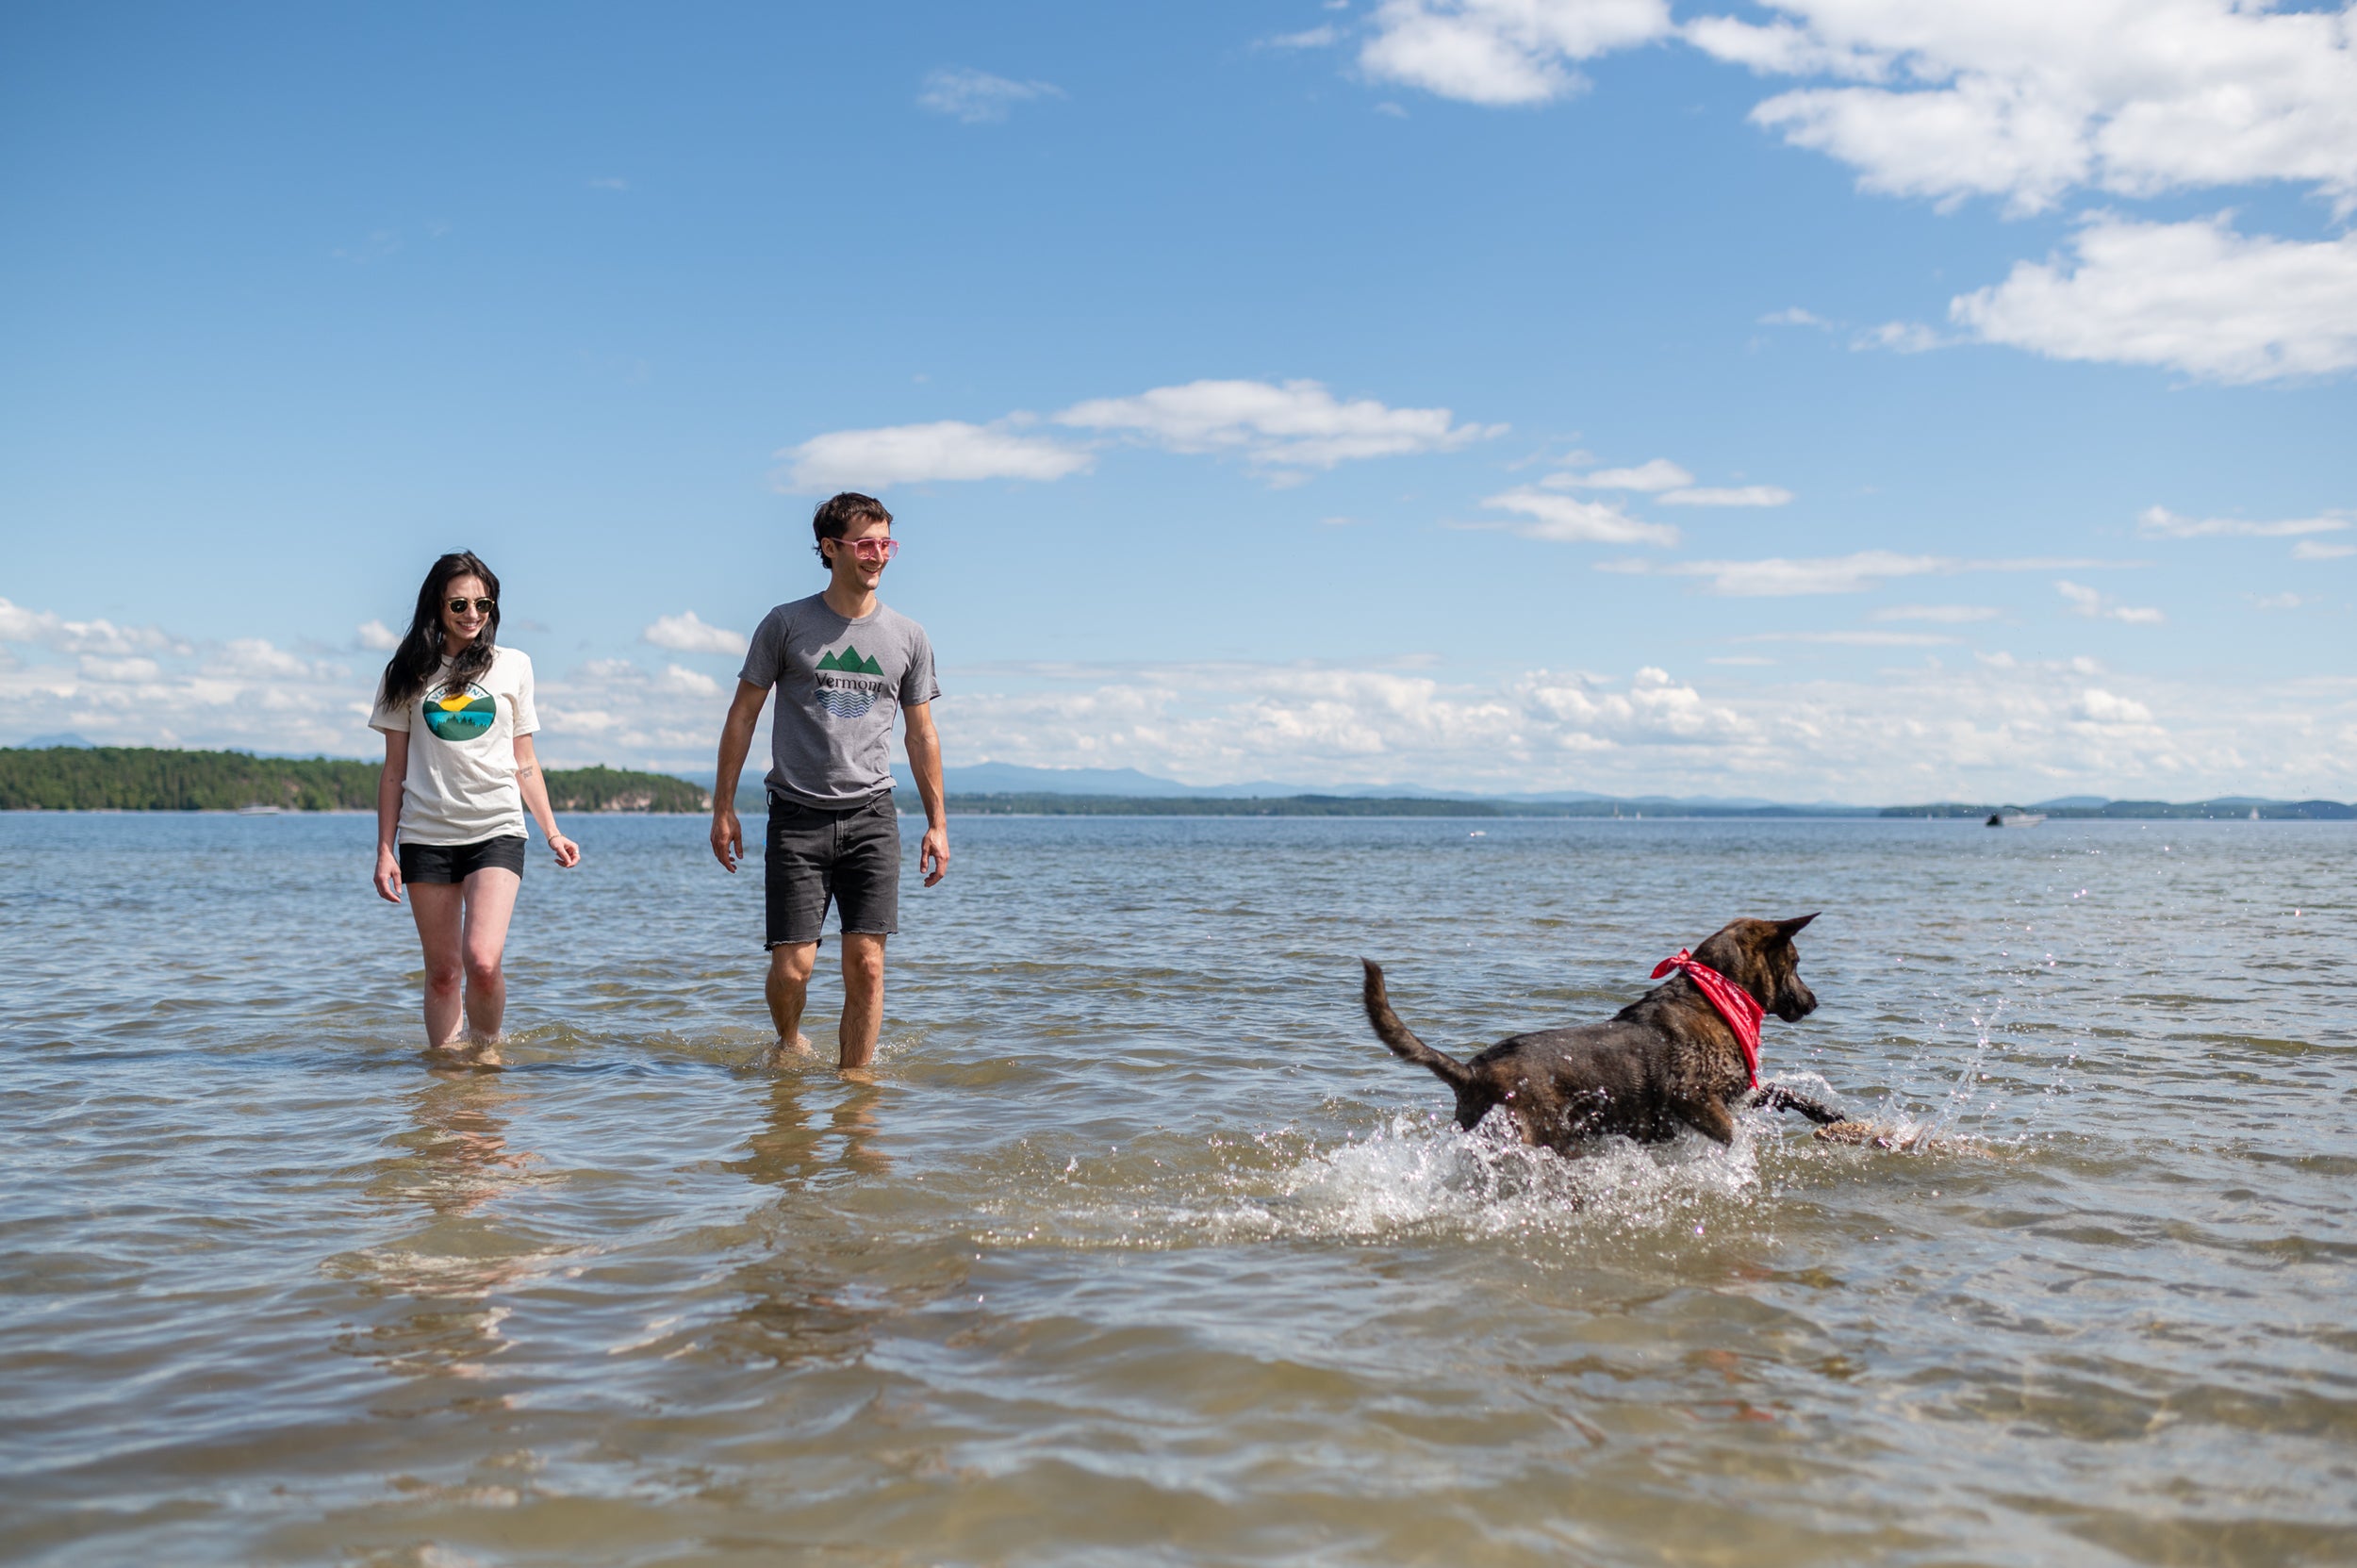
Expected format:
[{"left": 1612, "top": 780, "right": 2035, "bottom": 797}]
[
  {"left": 891, "top": 792, "right": 1874, "bottom": 818},
  {"left": 0, "top": 747, "right": 710, "bottom": 813},
  {"left": 30, "top": 750, "right": 2326, "bottom": 819},
  {"left": 1880, "top": 800, "right": 2353, "bottom": 820}
]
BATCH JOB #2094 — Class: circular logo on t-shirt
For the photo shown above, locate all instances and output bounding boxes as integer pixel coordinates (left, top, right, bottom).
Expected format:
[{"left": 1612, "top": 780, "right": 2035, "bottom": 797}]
[{"left": 423, "top": 681, "right": 498, "bottom": 742}]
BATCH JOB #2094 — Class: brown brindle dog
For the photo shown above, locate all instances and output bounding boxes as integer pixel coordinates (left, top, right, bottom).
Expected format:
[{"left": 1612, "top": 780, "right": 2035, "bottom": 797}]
[{"left": 1360, "top": 915, "right": 1852, "bottom": 1152}]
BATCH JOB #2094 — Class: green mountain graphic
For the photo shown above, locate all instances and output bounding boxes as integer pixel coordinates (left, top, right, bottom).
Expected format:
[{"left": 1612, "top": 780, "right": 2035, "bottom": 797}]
[{"left": 817, "top": 646, "right": 883, "bottom": 676}]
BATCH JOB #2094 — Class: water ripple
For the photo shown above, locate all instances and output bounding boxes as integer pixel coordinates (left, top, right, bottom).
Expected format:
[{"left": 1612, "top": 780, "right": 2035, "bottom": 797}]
[{"left": 3, "top": 813, "right": 2352, "bottom": 1565}]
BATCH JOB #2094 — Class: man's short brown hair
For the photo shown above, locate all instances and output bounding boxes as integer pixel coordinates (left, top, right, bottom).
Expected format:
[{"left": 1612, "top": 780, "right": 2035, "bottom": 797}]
[{"left": 813, "top": 492, "right": 894, "bottom": 565}]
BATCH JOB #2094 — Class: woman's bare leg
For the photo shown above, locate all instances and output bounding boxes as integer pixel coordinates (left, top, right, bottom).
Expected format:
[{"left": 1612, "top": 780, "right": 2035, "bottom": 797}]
[
  {"left": 458, "top": 867, "right": 522, "bottom": 1049},
  {"left": 408, "top": 883, "right": 468, "bottom": 1048}
]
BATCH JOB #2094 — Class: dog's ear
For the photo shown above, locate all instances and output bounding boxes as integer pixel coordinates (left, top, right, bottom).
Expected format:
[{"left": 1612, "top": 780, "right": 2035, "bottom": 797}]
[{"left": 1776, "top": 913, "right": 1820, "bottom": 936}]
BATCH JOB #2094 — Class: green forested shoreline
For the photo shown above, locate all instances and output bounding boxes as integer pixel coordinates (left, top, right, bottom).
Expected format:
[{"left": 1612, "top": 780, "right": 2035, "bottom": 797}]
[
  {"left": 0, "top": 747, "right": 710, "bottom": 813},
  {"left": 6, "top": 745, "right": 2349, "bottom": 819}
]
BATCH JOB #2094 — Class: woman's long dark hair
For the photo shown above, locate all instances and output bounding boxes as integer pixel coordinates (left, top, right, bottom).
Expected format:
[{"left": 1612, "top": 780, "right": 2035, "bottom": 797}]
[{"left": 379, "top": 552, "right": 503, "bottom": 711}]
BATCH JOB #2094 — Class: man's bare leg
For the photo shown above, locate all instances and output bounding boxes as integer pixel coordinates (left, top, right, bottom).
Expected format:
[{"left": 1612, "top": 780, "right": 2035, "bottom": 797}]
[
  {"left": 838, "top": 933, "right": 886, "bottom": 1073},
  {"left": 759, "top": 941, "right": 817, "bottom": 1068}
]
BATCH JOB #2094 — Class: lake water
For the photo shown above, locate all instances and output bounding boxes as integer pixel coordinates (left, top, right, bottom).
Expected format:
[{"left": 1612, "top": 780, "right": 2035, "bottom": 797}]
[{"left": 3, "top": 812, "right": 2353, "bottom": 1567}]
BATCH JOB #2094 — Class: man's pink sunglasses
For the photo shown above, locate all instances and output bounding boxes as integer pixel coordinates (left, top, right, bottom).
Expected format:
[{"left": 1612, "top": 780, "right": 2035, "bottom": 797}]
[{"left": 837, "top": 536, "right": 900, "bottom": 560}]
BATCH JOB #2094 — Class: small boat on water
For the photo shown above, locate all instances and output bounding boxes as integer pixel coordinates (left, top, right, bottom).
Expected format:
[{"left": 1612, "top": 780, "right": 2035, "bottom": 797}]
[
  {"left": 1984, "top": 811, "right": 2045, "bottom": 828},
  {"left": 236, "top": 804, "right": 287, "bottom": 816}
]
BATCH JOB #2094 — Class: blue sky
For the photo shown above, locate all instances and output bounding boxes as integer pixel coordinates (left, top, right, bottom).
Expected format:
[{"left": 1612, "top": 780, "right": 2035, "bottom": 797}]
[{"left": 4, "top": 1, "right": 2352, "bottom": 801}]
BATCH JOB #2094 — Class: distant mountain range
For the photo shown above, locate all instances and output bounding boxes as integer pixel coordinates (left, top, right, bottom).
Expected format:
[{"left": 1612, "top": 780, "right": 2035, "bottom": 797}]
[{"left": 882, "top": 760, "right": 1830, "bottom": 811}]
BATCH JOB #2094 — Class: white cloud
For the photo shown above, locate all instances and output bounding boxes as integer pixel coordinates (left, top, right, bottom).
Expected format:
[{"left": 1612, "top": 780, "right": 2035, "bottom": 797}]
[
  {"left": 1658, "top": 485, "right": 1794, "bottom": 507},
  {"left": 1359, "top": 0, "right": 1673, "bottom": 106},
  {"left": 0, "top": 598, "right": 186, "bottom": 657},
  {"left": 0, "top": 597, "right": 751, "bottom": 767},
  {"left": 2072, "top": 687, "right": 2155, "bottom": 727},
  {"left": 78, "top": 655, "right": 162, "bottom": 683},
  {"left": 531, "top": 659, "right": 738, "bottom": 760},
  {"left": 782, "top": 378, "right": 1499, "bottom": 492},
  {"left": 917, "top": 68, "right": 1064, "bottom": 124},
  {"left": 9, "top": 591, "right": 2342, "bottom": 798},
  {"left": 778, "top": 420, "right": 1092, "bottom": 492},
  {"left": 1367, "top": 3, "right": 2357, "bottom": 216},
  {"left": 355, "top": 619, "right": 401, "bottom": 651},
  {"left": 2058, "top": 580, "right": 2166, "bottom": 624},
  {"left": 659, "top": 664, "right": 724, "bottom": 698},
  {"left": 931, "top": 653, "right": 2357, "bottom": 800},
  {"left": 1722, "top": 3, "right": 2357, "bottom": 216},
  {"left": 1479, "top": 487, "right": 1680, "bottom": 546},
  {"left": 2137, "top": 504, "right": 2349, "bottom": 540},
  {"left": 1055, "top": 378, "right": 1503, "bottom": 471},
  {"left": 1872, "top": 604, "right": 2002, "bottom": 623},
  {"left": 1601, "top": 552, "right": 2121, "bottom": 596},
  {"left": 1353, "top": 4, "right": 2357, "bottom": 382},
  {"left": 1551, "top": 457, "right": 1692, "bottom": 491},
  {"left": 208, "top": 638, "right": 319, "bottom": 680},
  {"left": 2293, "top": 539, "right": 2356, "bottom": 561},
  {"left": 1853, "top": 321, "right": 1949, "bottom": 354},
  {"left": 1742, "top": 630, "right": 1960, "bottom": 646},
  {"left": 1267, "top": 25, "right": 1341, "bottom": 48},
  {"left": 0, "top": 604, "right": 359, "bottom": 753},
  {"left": 642, "top": 611, "right": 750, "bottom": 656},
  {"left": 1950, "top": 214, "right": 2357, "bottom": 383},
  {"left": 1599, "top": 550, "right": 1952, "bottom": 596},
  {"left": 1758, "top": 305, "right": 1835, "bottom": 327},
  {"left": 1681, "top": 14, "right": 1886, "bottom": 81},
  {"left": 2249, "top": 593, "right": 2311, "bottom": 611},
  {"left": 1541, "top": 461, "right": 1791, "bottom": 507}
]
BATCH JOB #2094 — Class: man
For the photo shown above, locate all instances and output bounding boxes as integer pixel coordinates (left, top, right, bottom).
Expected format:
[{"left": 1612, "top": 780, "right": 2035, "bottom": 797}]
[{"left": 711, "top": 491, "right": 948, "bottom": 1073}]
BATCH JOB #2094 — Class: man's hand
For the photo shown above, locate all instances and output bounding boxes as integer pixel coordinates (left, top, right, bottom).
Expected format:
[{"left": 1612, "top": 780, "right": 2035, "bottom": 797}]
[
  {"left": 920, "top": 823, "right": 949, "bottom": 886},
  {"left": 373, "top": 846, "right": 404, "bottom": 904},
  {"left": 711, "top": 679, "right": 768, "bottom": 875}
]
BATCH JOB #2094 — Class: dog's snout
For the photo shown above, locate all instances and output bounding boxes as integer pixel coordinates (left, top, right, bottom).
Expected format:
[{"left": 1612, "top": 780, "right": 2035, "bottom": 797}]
[{"left": 1776, "top": 982, "right": 1818, "bottom": 1022}]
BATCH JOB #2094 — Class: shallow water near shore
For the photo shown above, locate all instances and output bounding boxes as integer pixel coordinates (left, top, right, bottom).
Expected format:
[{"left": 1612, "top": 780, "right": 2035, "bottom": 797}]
[{"left": 3, "top": 811, "right": 2353, "bottom": 1566}]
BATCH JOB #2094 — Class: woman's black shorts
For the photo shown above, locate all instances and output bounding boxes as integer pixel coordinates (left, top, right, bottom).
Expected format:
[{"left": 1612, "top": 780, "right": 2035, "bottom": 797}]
[
  {"left": 765, "top": 790, "right": 899, "bottom": 948},
  {"left": 399, "top": 834, "right": 527, "bottom": 884}
]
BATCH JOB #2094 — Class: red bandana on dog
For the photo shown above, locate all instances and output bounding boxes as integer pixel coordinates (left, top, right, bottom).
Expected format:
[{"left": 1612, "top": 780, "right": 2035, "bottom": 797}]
[{"left": 1652, "top": 949, "right": 1765, "bottom": 1087}]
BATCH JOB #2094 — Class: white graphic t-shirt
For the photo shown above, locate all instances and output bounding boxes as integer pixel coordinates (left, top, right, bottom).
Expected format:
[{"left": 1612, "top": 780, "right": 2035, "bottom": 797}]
[{"left": 369, "top": 645, "right": 540, "bottom": 845}]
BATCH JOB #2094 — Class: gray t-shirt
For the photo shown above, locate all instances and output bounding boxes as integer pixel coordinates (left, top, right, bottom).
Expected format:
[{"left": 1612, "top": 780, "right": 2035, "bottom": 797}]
[{"left": 738, "top": 594, "right": 938, "bottom": 808}]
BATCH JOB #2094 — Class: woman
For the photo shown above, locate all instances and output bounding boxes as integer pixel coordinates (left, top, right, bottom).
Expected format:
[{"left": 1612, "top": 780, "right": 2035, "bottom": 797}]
[{"left": 371, "top": 551, "right": 580, "bottom": 1063}]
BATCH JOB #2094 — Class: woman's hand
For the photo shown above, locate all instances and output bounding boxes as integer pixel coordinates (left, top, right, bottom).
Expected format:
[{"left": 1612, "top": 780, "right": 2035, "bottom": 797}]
[
  {"left": 376, "top": 730, "right": 407, "bottom": 904},
  {"left": 549, "top": 832, "right": 582, "bottom": 868}
]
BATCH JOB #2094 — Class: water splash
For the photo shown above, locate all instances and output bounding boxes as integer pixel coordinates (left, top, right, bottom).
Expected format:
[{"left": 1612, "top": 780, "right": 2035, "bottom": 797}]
[{"left": 983, "top": 1111, "right": 1774, "bottom": 1251}]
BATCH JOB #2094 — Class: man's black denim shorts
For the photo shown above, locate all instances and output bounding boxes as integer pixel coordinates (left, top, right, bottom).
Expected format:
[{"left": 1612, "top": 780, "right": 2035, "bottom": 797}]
[{"left": 764, "top": 790, "right": 900, "bottom": 948}]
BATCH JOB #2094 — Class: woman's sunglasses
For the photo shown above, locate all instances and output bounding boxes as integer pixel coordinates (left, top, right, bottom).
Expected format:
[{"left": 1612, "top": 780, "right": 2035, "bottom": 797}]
[{"left": 446, "top": 597, "right": 497, "bottom": 615}]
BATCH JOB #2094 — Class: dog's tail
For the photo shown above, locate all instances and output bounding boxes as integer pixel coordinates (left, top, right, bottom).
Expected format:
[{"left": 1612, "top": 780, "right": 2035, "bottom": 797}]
[{"left": 1360, "top": 959, "right": 1472, "bottom": 1089}]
